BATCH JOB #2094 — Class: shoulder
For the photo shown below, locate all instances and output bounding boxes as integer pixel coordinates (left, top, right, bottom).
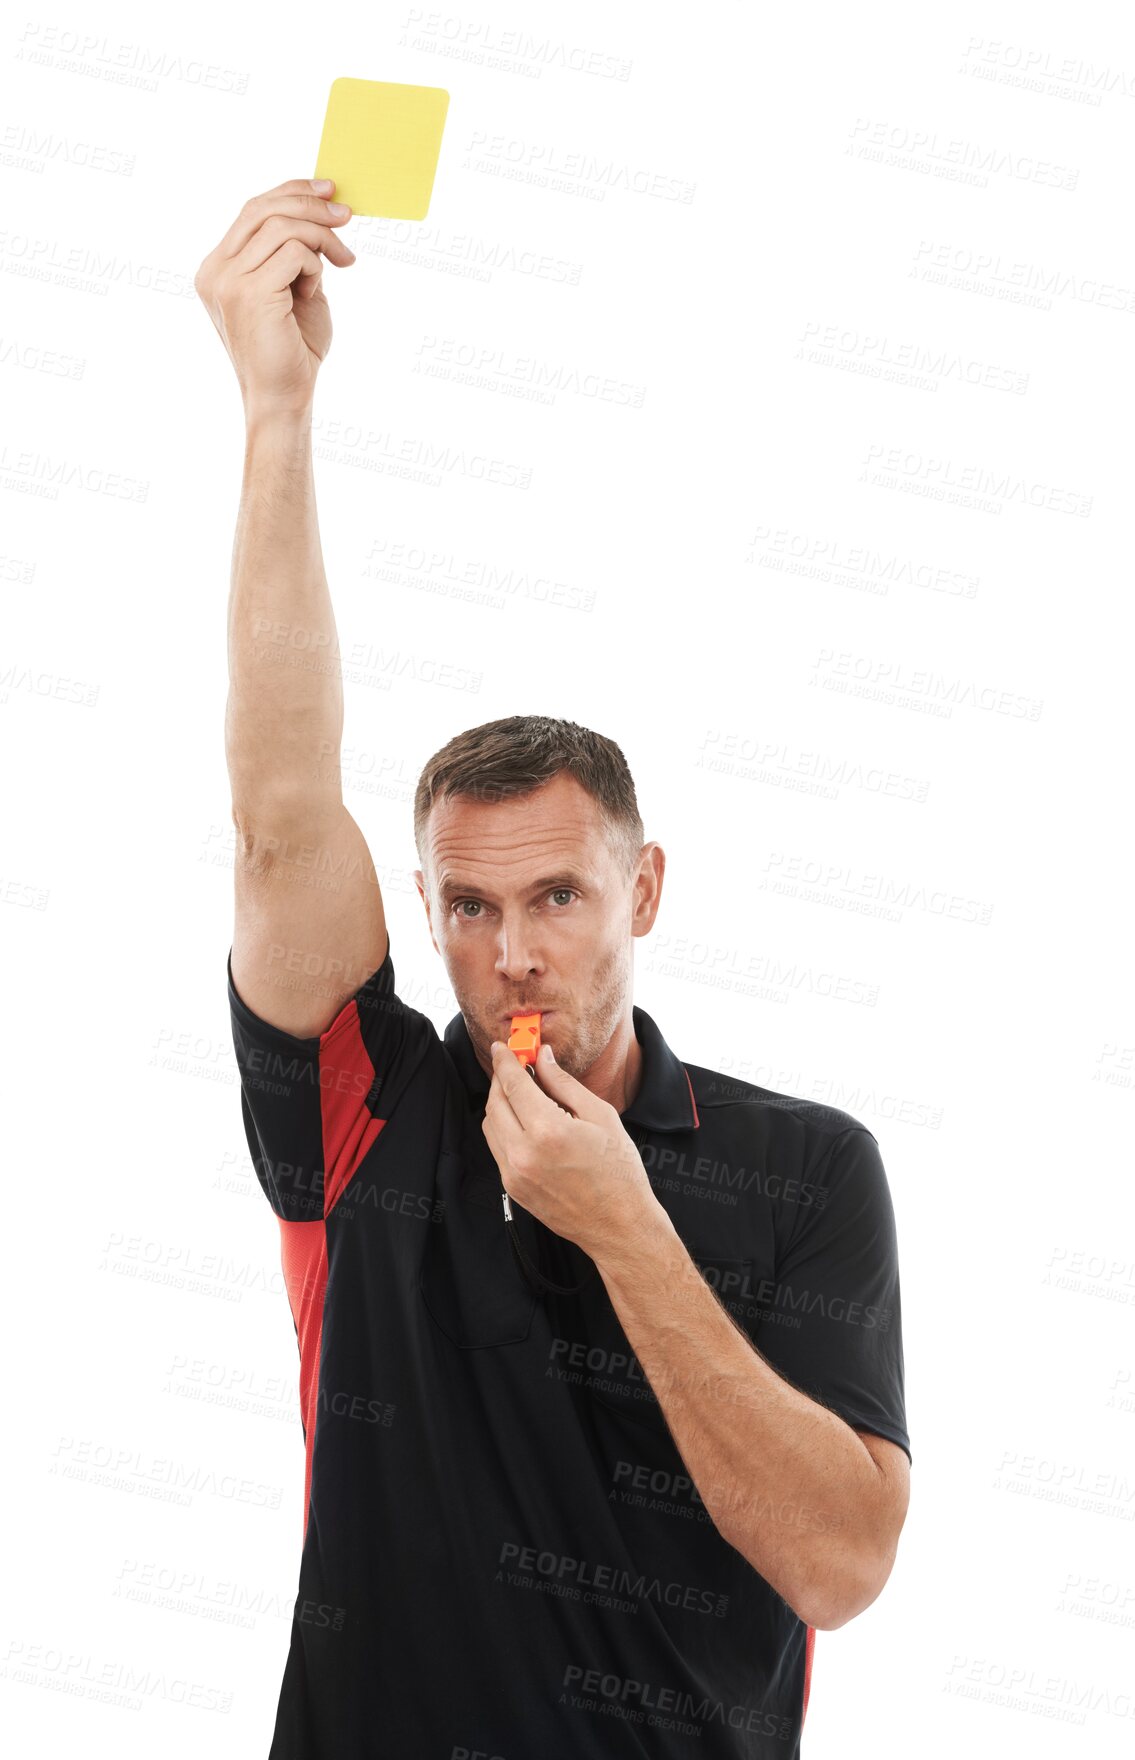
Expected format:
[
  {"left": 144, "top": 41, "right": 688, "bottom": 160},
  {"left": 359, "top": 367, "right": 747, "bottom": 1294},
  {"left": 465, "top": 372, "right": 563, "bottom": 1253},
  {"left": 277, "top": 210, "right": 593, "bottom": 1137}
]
[{"left": 683, "top": 1060, "right": 877, "bottom": 1163}]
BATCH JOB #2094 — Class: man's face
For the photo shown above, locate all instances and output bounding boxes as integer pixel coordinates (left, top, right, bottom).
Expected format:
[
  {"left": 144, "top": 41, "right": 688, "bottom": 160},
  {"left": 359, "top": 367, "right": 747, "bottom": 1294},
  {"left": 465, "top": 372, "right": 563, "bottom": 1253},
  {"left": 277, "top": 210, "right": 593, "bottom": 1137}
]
[{"left": 412, "top": 773, "right": 662, "bottom": 1079}]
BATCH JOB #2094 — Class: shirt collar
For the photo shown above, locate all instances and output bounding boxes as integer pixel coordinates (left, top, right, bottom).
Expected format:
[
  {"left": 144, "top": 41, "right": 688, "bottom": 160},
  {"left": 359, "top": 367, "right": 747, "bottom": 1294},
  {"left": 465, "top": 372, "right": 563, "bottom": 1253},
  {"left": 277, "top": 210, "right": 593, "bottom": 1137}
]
[{"left": 442, "top": 1004, "right": 700, "bottom": 1135}]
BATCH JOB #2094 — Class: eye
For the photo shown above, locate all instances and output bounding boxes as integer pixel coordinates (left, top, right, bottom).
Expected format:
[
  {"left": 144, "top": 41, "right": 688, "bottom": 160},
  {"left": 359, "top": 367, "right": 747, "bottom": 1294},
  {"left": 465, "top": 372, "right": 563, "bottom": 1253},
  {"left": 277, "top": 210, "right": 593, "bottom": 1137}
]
[{"left": 450, "top": 889, "right": 577, "bottom": 919}]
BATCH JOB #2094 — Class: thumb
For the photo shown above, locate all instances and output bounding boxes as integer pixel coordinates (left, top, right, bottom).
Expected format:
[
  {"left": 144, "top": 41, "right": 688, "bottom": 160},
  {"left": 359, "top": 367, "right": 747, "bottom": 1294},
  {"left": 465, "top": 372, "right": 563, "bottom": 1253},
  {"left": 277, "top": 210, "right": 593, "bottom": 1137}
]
[
  {"left": 534, "top": 1038, "right": 576, "bottom": 1092},
  {"left": 533, "top": 1039, "right": 604, "bottom": 1119}
]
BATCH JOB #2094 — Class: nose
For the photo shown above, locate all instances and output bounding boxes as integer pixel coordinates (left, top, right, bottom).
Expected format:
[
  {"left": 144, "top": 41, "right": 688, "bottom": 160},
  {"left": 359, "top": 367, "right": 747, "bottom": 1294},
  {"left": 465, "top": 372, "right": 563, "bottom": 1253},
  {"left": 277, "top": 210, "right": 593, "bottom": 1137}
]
[{"left": 494, "top": 911, "right": 545, "bottom": 982}]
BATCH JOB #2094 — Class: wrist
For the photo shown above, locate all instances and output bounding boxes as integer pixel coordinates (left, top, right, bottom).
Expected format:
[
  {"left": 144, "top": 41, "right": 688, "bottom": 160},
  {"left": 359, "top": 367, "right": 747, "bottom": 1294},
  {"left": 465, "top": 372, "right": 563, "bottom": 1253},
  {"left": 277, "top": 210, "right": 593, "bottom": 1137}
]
[
  {"left": 594, "top": 1194, "right": 677, "bottom": 1288},
  {"left": 243, "top": 401, "right": 314, "bottom": 446}
]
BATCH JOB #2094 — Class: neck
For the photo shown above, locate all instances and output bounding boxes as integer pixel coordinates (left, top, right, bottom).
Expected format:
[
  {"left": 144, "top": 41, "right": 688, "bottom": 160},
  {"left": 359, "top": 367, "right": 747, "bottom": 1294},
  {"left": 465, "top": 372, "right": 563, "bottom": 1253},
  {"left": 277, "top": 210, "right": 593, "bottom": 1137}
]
[{"left": 589, "top": 1010, "right": 644, "bottom": 1116}]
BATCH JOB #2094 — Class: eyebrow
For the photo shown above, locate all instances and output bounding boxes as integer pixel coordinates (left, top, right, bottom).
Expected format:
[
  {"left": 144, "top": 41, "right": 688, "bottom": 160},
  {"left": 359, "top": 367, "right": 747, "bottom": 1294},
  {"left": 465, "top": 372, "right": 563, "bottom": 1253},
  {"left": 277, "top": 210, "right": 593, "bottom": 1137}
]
[{"left": 438, "top": 869, "right": 591, "bottom": 903}]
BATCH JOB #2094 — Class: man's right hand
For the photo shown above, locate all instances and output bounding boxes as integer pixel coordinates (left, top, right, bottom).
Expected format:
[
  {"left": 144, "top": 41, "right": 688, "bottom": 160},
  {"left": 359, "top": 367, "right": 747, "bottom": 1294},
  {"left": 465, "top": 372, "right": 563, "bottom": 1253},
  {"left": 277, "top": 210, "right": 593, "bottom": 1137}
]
[{"left": 194, "top": 176, "right": 356, "bottom": 422}]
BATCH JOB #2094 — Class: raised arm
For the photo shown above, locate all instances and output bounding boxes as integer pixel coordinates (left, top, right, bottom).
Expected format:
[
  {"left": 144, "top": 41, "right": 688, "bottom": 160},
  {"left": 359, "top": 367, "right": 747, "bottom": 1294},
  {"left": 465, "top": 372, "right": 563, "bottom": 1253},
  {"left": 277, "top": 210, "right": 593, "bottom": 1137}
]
[{"left": 195, "top": 176, "right": 388, "bottom": 1038}]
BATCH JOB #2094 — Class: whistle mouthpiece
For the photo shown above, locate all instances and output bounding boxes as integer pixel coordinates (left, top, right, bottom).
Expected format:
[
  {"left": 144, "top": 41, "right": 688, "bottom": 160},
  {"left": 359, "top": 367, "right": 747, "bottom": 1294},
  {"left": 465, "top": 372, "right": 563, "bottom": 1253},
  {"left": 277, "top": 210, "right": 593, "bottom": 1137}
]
[{"left": 507, "top": 1011, "right": 541, "bottom": 1068}]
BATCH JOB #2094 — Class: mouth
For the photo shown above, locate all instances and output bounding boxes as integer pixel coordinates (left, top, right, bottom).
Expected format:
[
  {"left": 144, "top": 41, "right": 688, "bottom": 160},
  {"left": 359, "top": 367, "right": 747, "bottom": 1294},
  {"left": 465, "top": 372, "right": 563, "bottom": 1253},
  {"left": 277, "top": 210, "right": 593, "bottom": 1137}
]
[{"left": 502, "top": 1010, "right": 554, "bottom": 1022}]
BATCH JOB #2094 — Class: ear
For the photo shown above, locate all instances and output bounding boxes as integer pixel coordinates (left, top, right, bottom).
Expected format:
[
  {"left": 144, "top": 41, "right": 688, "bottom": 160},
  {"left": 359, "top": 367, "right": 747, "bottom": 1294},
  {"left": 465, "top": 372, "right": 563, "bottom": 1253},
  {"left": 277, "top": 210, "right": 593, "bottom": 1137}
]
[{"left": 631, "top": 842, "right": 665, "bottom": 938}]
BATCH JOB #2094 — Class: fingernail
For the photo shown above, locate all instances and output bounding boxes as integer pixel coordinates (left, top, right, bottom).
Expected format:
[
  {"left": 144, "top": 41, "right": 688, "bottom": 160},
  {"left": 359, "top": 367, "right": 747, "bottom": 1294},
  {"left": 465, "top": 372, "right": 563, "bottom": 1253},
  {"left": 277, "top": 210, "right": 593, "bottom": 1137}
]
[
  {"left": 328, "top": 202, "right": 351, "bottom": 217},
  {"left": 314, "top": 178, "right": 334, "bottom": 193}
]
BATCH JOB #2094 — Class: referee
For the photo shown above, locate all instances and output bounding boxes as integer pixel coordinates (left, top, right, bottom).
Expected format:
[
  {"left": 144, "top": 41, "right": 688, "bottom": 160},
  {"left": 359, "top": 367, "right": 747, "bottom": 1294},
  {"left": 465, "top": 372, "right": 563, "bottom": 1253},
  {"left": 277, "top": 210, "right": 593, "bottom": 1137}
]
[{"left": 197, "top": 177, "right": 911, "bottom": 1759}]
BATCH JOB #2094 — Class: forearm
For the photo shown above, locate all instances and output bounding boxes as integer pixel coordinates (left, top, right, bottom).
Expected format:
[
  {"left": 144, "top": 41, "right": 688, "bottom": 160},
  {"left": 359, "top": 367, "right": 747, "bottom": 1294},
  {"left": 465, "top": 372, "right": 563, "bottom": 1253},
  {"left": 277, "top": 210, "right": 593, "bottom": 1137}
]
[
  {"left": 226, "top": 410, "right": 344, "bottom": 833},
  {"left": 597, "top": 1207, "right": 888, "bottom": 1630}
]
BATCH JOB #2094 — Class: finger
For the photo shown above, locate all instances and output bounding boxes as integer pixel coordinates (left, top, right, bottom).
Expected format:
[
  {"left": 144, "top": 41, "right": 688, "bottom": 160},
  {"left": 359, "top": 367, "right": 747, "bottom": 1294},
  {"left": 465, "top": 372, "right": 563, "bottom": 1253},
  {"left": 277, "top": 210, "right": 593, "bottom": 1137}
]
[
  {"left": 217, "top": 185, "right": 353, "bottom": 261},
  {"left": 246, "top": 238, "right": 325, "bottom": 301},
  {"left": 215, "top": 180, "right": 348, "bottom": 257},
  {"left": 490, "top": 1045, "right": 544, "bottom": 1130},
  {"left": 241, "top": 175, "right": 338, "bottom": 207},
  {"left": 229, "top": 214, "right": 355, "bottom": 279}
]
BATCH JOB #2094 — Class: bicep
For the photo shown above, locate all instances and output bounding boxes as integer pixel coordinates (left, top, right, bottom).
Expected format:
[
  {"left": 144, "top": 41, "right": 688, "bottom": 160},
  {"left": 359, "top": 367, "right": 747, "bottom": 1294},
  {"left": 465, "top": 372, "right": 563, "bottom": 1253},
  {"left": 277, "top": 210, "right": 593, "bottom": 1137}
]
[
  {"left": 231, "top": 802, "right": 389, "bottom": 1039},
  {"left": 756, "top": 1128, "right": 911, "bottom": 1460}
]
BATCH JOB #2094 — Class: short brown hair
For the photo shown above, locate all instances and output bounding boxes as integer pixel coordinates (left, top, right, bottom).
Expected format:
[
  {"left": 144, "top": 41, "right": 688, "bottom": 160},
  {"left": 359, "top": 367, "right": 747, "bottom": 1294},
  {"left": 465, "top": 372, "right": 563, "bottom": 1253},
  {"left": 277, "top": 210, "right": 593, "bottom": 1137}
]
[{"left": 414, "top": 714, "right": 645, "bottom": 886}]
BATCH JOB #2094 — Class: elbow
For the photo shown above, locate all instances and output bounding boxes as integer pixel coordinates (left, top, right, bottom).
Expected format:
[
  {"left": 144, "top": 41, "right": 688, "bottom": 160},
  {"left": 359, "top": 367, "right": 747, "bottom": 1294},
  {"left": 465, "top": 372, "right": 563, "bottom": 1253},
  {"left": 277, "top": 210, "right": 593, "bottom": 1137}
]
[
  {"left": 721, "top": 1527, "right": 882, "bottom": 1633},
  {"left": 806, "top": 1592, "right": 866, "bottom": 1633},
  {"left": 802, "top": 1549, "right": 896, "bottom": 1632},
  {"left": 721, "top": 1486, "right": 904, "bottom": 1632}
]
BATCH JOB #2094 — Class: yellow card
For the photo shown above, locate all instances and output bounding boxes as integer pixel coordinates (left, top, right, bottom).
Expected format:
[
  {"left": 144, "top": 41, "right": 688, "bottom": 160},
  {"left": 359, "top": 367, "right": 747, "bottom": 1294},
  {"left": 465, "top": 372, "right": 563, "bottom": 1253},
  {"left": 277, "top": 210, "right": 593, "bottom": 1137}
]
[{"left": 314, "top": 78, "right": 449, "bottom": 220}]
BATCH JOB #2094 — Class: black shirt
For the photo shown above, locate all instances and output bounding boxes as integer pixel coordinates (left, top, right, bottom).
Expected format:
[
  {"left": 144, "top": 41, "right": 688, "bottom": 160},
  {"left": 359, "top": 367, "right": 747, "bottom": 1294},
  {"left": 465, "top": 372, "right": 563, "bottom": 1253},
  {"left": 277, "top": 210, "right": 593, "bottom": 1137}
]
[{"left": 228, "top": 936, "right": 910, "bottom": 1758}]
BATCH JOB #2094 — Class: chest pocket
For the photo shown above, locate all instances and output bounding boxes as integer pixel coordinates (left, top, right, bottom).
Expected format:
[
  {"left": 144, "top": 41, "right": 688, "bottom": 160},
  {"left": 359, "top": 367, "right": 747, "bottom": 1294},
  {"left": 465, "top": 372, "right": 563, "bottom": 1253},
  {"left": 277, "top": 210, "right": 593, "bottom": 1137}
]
[
  {"left": 577, "top": 1245, "right": 756, "bottom": 1432},
  {"left": 417, "top": 1144, "right": 540, "bottom": 1349}
]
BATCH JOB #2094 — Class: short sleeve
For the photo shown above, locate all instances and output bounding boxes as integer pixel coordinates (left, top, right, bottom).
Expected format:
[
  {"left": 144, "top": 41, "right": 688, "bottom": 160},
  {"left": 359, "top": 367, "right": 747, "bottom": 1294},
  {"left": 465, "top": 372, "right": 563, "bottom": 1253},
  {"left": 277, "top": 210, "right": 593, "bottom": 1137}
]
[
  {"left": 754, "top": 1126, "right": 911, "bottom": 1463},
  {"left": 226, "top": 936, "right": 438, "bottom": 1222}
]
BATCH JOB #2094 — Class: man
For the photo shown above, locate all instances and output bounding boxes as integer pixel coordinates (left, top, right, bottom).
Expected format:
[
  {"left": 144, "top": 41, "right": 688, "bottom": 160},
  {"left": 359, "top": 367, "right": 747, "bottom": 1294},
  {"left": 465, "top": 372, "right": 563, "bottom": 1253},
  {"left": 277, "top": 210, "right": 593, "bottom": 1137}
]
[{"left": 197, "top": 177, "right": 911, "bottom": 1758}]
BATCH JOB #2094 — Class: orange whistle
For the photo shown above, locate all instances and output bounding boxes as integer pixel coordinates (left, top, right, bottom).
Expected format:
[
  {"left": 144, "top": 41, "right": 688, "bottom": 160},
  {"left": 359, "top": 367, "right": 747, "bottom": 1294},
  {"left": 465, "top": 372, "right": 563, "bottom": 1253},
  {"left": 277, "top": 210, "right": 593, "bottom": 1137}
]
[{"left": 507, "top": 1012, "right": 541, "bottom": 1069}]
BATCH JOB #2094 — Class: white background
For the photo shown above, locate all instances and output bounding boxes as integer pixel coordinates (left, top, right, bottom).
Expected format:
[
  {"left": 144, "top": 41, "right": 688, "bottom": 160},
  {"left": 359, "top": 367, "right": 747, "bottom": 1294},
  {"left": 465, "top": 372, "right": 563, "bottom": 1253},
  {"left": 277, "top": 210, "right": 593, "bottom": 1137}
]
[{"left": 2, "top": 1, "right": 1133, "bottom": 1754}]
